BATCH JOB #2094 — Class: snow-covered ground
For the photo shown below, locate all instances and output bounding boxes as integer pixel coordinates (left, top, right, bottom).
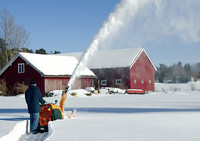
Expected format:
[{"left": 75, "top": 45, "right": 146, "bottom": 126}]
[{"left": 0, "top": 83, "right": 200, "bottom": 141}]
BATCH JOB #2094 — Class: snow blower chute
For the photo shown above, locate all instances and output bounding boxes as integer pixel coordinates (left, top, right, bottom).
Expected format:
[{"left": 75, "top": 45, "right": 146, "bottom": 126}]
[{"left": 38, "top": 86, "right": 69, "bottom": 132}]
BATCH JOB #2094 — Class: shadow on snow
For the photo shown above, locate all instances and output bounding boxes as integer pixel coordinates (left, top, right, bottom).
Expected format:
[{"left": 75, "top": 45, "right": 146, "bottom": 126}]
[
  {"left": 0, "top": 109, "right": 28, "bottom": 113},
  {"left": 0, "top": 108, "right": 28, "bottom": 121},
  {"left": 1, "top": 107, "right": 200, "bottom": 121},
  {"left": 66, "top": 107, "right": 200, "bottom": 114},
  {"left": 0, "top": 117, "right": 29, "bottom": 121}
]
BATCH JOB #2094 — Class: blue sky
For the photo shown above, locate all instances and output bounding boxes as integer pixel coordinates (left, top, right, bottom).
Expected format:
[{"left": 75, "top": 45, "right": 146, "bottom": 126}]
[
  {"left": 0, "top": 0, "right": 119, "bottom": 52},
  {"left": 1, "top": 0, "right": 200, "bottom": 66}
]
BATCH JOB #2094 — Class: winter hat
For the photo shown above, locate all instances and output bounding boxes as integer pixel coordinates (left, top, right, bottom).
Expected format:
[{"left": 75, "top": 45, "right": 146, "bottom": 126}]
[{"left": 30, "top": 81, "right": 37, "bottom": 85}]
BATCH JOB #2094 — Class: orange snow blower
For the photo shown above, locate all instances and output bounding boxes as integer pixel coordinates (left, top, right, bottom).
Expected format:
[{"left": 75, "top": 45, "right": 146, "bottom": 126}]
[{"left": 38, "top": 86, "right": 69, "bottom": 132}]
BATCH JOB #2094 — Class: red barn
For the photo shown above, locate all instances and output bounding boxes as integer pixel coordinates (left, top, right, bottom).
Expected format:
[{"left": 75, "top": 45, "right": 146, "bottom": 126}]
[
  {"left": 0, "top": 52, "right": 96, "bottom": 96},
  {"left": 60, "top": 48, "right": 157, "bottom": 92}
]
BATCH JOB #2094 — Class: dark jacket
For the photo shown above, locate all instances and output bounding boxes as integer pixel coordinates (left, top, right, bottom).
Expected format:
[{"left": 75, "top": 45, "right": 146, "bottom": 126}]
[{"left": 25, "top": 85, "right": 45, "bottom": 113}]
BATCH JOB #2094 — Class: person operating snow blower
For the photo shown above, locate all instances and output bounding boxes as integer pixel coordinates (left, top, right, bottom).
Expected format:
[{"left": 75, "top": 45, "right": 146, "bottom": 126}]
[
  {"left": 25, "top": 81, "right": 46, "bottom": 134},
  {"left": 37, "top": 85, "right": 70, "bottom": 133}
]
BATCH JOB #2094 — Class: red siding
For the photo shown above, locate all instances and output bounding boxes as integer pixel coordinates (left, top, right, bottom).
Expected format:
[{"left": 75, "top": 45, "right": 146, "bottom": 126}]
[
  {"left": 130, "top": 51, "right": 155, "bottom": 91},
  {"left": 44, "top": 77, "right": 70, "bottom": 92},
  {"left": 0, "top": 57, "right": 45, "bottom": 96},
  {"left": 44, "top": 77, "right": 94, "bottom": 93},
  {"left": 91, "top": 68, "right": 130, "bottom": 89},
  {"left": 81, "top": 78, "right": 93, "bottom": 88}
]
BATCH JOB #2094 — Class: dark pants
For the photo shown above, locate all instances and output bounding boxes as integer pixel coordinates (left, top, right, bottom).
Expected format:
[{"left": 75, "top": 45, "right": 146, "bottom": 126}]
[{"left": 30, "top": 113, "right": 39, "bottom": 133}]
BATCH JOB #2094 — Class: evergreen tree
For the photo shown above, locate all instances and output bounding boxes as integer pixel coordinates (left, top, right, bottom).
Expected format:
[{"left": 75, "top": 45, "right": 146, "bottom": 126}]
[
  {"left": 184, "top": 63, "right": 191, "bottom": 82},
  {"left": 35, "top": 48, "right": 47, "bottom": 54},
  {"left": 54, "top": 51, "right": 61, "bottom": 54},
  {"left": 155, "top": 64, "right": 168, "bottom": 83},
  {"left": 21, "top": 47, "right": 33, "bottom": 53}
]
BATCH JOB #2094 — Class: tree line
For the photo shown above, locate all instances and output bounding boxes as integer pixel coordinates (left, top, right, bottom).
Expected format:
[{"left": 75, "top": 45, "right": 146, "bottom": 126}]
[
  {"left": 0, "top": 8, "right": 60, "bottom": 70},
  {"left": 155, "top": 62, "right": 200, "bottom": 83}
]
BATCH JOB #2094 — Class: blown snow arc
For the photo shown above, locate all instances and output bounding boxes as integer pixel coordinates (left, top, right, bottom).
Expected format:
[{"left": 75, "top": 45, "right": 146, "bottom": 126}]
[{"left": 67, "top": 0, "right": 153, "bottom": 90}]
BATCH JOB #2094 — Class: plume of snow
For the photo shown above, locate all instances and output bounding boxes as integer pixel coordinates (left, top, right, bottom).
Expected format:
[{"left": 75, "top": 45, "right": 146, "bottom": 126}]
[
  {"left": 67, "top": 0, "right": 153, "bottom": 89},
  {"left": 68, "top": 0, "right": 200, "bottom": 89}
]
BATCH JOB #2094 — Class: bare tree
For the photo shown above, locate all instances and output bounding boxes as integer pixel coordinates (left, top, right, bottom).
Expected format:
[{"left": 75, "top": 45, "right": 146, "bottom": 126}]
[{"left": 0, "top": 8, "right": 30, "bottom": 66}]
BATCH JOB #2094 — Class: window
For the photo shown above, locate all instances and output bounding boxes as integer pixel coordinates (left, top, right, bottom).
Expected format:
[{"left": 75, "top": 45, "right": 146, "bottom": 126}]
[
  {"left": 116, "top": 79, "right": 122, "bottom": 85},
  {"left": 101, "top": 80, "right": 107, "bottom": 86},
  {"left": 134, "top": 79, "right": 137, "bottom": 84},
  {"left": 149, "top": 80, "right": 151, "bottom": 84},
  {"left": 141, "top": 80, "right": 144, "bottom": 84},
  {"left": 18, "top": 63, "right": 25, "bottom": 73}
]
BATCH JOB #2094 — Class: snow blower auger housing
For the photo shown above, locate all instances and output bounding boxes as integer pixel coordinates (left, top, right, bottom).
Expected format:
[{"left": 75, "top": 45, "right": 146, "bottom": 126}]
[
  {"left": 38, "top": 103, "right": 63, "bottom": 132},
  {"left": 38, "top": 86, "right": 69, "bottom": 133}
]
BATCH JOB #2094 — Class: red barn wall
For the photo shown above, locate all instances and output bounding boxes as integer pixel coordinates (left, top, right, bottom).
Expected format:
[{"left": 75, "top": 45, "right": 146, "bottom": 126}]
[
  {"left": 69, "top": 78, "right": 94, "bottom": 90},
  {"left": 91, "top": 68, "right": 130, "bottom": 89},
  {"left": 81, "top": 78, "right": 93, "bottom": 88},
  {"left": 130, "top": 51, "right": 155, "bottom": 91},
  {"left": 44, "top": 77, "right": 70, "bottom": 92},
  {"left": 44, "top": 77, "right": 94, "bottom": 93},
  {"left": 0, "top": 57, "right": 45, "bottom": 96}
]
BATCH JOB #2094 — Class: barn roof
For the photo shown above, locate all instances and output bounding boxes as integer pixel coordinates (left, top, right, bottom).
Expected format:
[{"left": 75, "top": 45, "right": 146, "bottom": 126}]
[
  {"left": 56, "top": 48, "right": 157, "bottom": 70},
  {"left": 0, "top": 52, "right": 96, "bottom": 77}
]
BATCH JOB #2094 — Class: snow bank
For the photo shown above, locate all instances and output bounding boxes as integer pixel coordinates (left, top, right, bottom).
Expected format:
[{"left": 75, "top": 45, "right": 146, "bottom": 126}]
[
  {"left": 45, "top": 121, "right": 54, "bottom": 140},
  {"left": 100, "top": 87, "right": 126, "bottom": 94},
  {"left": 69, "top": 89, "right": 91, "bottom": 95},
  {"left": 0, "top": 120, "right": 26, "bottom": 141},
  {"left": 155, "top": 82, "right": 200, "bottom": 92},
  {"left": 85, "top": 87, "right": 95, "bottom": 92}
]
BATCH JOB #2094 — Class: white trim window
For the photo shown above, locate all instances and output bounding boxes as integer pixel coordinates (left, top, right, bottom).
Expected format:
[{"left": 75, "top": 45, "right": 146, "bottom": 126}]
[
  {"left": 101, "top": 80, "right": 107, "bottom": 86},
  {"left": 141, "top": 80, "right": 144, "bottom": 84},
  {"left": 149, "top": 80, "right": 151, "bottom": 84},
  {"left": 134, "top": 79, "right": 137, "bottom": 84},
  {"left": 18, "top": 63, "right": 25, "bottom": 73},
  {"left": 116, "top": 79, "right": 122, "bottom": 85}
]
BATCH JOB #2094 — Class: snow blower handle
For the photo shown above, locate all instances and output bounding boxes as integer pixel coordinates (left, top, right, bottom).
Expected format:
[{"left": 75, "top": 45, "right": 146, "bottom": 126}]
[
  {"left": 59, "top": 85, "right": 69, "bottom": 113},
  {"left": 65, "top": 85, "right": 69, "bottom": 93}
]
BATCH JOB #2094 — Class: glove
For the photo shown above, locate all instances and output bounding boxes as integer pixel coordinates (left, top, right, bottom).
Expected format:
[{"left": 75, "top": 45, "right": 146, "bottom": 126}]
[{"left": 42, "top": 100, "right": 46, "bottom": 107}]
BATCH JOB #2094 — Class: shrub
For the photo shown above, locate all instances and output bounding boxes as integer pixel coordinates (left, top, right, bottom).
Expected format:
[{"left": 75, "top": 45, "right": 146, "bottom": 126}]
[
  {"left": 0, "top": 80, "right": 29, "bottom": 96},
  {"left": 190, "top": 83, "right": 196, "bottom": 91},
  {"left": 13, "top": 82, "right": 29, "bottom": 95},
  {"left": 169, "top": 86, "right": 180, "bottom": 92},
  {"left": 0, "top": 79, "right": 8, "bottom": 96}
]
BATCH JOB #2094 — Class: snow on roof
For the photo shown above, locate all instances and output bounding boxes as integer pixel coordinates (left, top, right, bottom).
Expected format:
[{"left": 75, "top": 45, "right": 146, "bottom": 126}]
[
  {"left": 0, "top": 52, "right": 96, "bottom": 77},
  {"left": 57, "top": 48, "right": 156, "bottom": 69}
]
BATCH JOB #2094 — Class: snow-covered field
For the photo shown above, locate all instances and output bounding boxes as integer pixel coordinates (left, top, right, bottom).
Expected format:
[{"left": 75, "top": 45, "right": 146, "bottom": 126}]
[{"left": 0, "top": 83, "right": 200, "bottom": 141}]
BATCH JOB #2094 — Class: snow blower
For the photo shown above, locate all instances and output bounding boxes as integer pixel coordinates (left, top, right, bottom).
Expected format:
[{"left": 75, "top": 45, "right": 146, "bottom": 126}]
[{"left": 38, "top": 86, "right": 69, "bottom": 132}]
